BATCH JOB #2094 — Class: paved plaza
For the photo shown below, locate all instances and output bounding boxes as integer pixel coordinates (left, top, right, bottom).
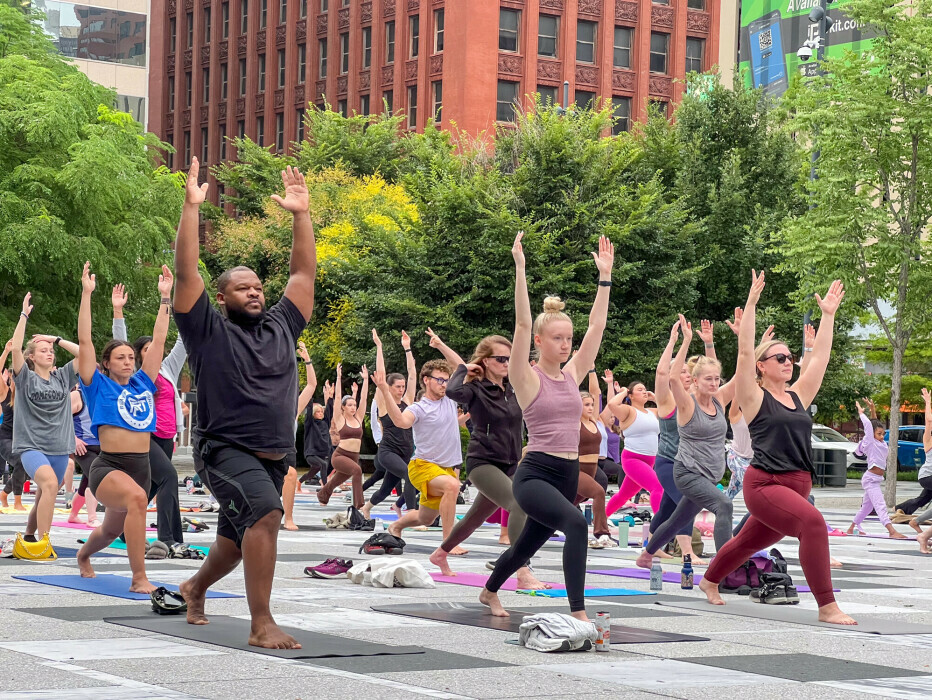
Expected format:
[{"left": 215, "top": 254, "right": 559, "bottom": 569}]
[{"left": 1, "top": 477, "right": 931, "bottom": 699}]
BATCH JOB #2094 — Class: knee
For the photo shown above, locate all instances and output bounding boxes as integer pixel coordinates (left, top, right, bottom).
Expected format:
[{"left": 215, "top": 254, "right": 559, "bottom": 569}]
[
  {"left": 253, "top": 509, "right": 284, "bottom": 532},
  {"left": 35, "top": 472, "right": 58, "bottom": 493},
  {"left": 564, "top": 511, "right": 588, "bottom": 538},
  {"left": 716, "top": 498, "right": 734, "bottom": 518},
  {"left": 441, "top": 478, "right": 460, "bottom": 496},
  {"left": 126, "top": 489, "right": 148, "bottom": 512}
]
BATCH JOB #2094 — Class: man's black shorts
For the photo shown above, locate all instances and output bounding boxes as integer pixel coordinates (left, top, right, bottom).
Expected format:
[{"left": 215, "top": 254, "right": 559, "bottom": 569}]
[{"left": 195, "top": 436, "right": 287, "bottom": 548}]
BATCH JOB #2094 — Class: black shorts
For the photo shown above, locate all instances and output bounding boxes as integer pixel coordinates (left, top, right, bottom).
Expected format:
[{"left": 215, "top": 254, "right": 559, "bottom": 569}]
[
  {"left": 195, "top": 436, "right": 287, "bottom": 548},
  {"left": 72, "top": 445, "right": 101, "bottom": 475},
  {"left": 89, "top": 451, "right": 151, "bottom": 496},
  {"left": 285, "top": 451, "right": 297, "bottom": 469}
]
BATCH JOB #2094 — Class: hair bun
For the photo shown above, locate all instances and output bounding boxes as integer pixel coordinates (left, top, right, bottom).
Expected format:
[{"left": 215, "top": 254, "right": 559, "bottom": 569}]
[{"left": 542, "top": 296, "right": 565, "bottom": 313}]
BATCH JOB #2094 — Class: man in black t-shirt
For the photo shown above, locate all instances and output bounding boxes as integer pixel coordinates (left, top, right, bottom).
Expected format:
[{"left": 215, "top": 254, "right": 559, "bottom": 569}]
[{"left": 173, "top": 158, "right": 315, "bottom": 650}]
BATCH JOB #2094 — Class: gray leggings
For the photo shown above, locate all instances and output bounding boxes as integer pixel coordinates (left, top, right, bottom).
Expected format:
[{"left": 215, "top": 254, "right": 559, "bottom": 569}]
[
  {"left": 646, "top": 461, "right": 733, "bottom": 554},
  {"left": 441, "top": 462, "right": 526, "bottom": 553}
]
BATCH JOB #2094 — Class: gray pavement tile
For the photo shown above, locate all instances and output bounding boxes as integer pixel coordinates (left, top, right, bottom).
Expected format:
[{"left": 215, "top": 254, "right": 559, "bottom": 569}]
[
  {"left": 675, "top": 652, "right": 929, "bottom": 681},
  {"left": 305, "top": 647, "right": 512, "bottom": 674}
]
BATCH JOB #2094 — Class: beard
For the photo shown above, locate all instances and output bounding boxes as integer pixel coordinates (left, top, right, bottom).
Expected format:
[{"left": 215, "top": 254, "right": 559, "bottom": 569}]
[{"left": 225, "top": 303, "right": 267, "bottom": 328}]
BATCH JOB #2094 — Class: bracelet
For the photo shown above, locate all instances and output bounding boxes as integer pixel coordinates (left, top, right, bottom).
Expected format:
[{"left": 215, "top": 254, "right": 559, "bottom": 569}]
[
  {"left": 20, "top": 312, "right": 28, "bottom": 320},
  {"left": 404, "top": 348, "right": 412, "bottom": 353},
  {"left": 598, "top": 280, "right": 612, "bottom": 287},
  {"left": 304, "top": 361, "right": 312, "bottom": 365},
  {"left": 805, "top": 347, "right": 814, "bottom": 353},
  {"left": 703, "top": 342, "right": 714, "bottom": 347},
  {"left": 588, "top": 369, "right": 597, "bottom": 374},
  {"left": 160, "top": 297, "right": 171, "bottom": 305}
]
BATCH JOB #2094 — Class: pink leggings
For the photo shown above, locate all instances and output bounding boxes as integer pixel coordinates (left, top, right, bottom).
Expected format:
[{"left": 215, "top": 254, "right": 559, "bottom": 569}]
[
  {"left": 606, "top": 450, "right": 662, "bottom": 516},
  {"left": 852, "top": 471, "right": 890, "bottom": 527}
]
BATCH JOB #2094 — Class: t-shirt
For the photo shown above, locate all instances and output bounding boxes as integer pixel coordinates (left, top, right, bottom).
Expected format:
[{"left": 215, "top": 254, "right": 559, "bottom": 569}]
[
  {"left": 80, "top": 368, "right": 158, "bottom": 436},
  {"left": 174, "top": 290, "right": 308, "bottom": 453},
  {"left": 407, "top": 395, "right": 462, "bottom": 468},
  {"left": 154, "top": 373, "right": 177, "bottom": 439},
  {"left": 72, "top": 394, "right": 100, "bottom": 446},
  {"left": 12, "top": 361, "right": 78, "bottom": 455}
]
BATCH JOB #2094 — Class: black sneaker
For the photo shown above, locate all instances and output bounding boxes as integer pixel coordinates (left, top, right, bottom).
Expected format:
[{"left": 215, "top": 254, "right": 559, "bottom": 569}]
[
  {"left": 783, "top": 582, "right": 800, "bottom": 604},
  {"left": 751, "top": 583, "right": 787, "bottom": 605}
]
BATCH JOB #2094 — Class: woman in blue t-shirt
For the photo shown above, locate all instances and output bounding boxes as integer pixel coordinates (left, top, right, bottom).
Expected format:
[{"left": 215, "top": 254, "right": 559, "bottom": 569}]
[{"left": 75, "top": 262, "right": 173, "bottom": 594}]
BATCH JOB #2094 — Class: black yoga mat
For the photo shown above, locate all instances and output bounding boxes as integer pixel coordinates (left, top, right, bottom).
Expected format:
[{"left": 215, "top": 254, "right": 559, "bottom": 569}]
[{"left": 106, "top": 614, "right": 426, "bottom": 659}]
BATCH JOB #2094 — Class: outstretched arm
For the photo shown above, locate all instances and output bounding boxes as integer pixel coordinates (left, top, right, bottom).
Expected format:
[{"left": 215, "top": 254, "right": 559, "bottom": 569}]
[
  {"left": 425, "top": 328, "right": 465, "bottom": 368},
  {"left": 296, "top": 342, "right": 317, "bottom": 418},
  {"left": 401, "top": 330, "right": 416, "bottom": 405},
  {"left": 697, "top": 319, "right": 717, "bottom": 362},
  {"left": 507, "top": 232, "right": 538, "bottom": 407},
  {"left": 0, "top": 342, "right": 13, "bottom": 402},
  {"left": 355, "top": 366, "right": 369, "bottom": 421},
  {"left": 734, "top": 271, "right": 766, "bottom": 423},
  {"left": 373, "top": 329, "right": 388, "bottom": 414},
  {"left": 273, "top": 167, "right": 316, "bottom": 322},
  {"left": 372, "top": 371, "right": 416, "bottom": 429},
  {"left": 791, "top": 280, "right": 845, "bottom": 408},
  {"left": 141, "top": 267, "right": 174, "bottom": 382},
  {"left": 654, "top": 320, "right": 681, "bottom": 415},
  {"left": 798, "top": 323, "right": 815, "bottom": 377},
  {"left": 77, "top": 263, "right": 97, "bottom": 385},
  {"left": 922, "top": 388, "right": 931, "bottom": 453},
  {"left": 173, "top": 159, "right": 209, "bottom": 313},
  {"left": 670, "top": 315, "right": 696, "bottom": 422},
  {"left": 11, "top": 293, "right": 33, "bottom": 376},
  {"left": 112, "top": 284, "right": 128, "bottom": 341},
  {"left": 600, "top": 369, "right": 616, "bottom": 426},
  {"left": 564, "top": 236, "right": 614, "bottom": 384}
]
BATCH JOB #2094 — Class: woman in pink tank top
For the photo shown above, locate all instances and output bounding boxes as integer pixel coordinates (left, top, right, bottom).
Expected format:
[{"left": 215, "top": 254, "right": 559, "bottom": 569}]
[{"left": 481, "top": 232, "right": 614, "bottom": 624}]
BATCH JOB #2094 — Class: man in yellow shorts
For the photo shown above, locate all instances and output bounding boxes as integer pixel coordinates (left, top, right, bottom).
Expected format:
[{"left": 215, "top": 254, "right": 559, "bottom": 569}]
[{"left": 373, "top": 360, "right": 462, "bottom": 547}]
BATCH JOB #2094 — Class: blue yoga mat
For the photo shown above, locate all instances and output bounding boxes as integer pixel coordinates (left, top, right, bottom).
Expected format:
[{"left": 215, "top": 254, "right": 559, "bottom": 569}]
[
  {"left": 517, "top": 588, "right": 656, "bottom": 598},
  {"left": 13, "top": 574, "right": 242, "bottom": 600},
  {"left": 55, "top": 547, "right": 121, "bottom": 559}
]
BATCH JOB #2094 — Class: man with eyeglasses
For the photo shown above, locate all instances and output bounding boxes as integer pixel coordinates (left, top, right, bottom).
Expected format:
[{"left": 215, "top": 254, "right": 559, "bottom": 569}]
[{"left": 373, "top": 358, "right": 463, "bottom": 547}]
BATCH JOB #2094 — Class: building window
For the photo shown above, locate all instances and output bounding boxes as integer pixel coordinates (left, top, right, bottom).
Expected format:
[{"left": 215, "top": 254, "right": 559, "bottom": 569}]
[
  {"left": 499, "top": 8, "right": 519, "bottom": 52},
  {"left": 256, "top": 115, "right": 264, "bottom": 145},
  {"left": 320, "top": 0, "right": 327, "bottom": 10},
  {"left": 575, "top": 90, "right": 596, "bottom": 109},
  {"left": 319, "top": 38, "right": 328, "bottom": 78},
  {"left": 169, "top": 17, "right": 176, "bottom": 52},
  {"left": 688, "top": 0, "right": 705, "bottom": 7},
  {"left": 496, "top": 80, "right": 518, "bottom": 122},
  {"left": 296, "top": 107, "right": 305, "bottom": 140},
  {"left": 383, "top": 90, "right": 393, "bottom": 113},
  {"left": 220, "top": 62, "right": 228, "bottom": 99},
  {"left": 186, "top": 12, "right": 193, "bottom": 48},
  {"left": 362, "top": 27, "right": 372, "bottom": 68},
  {"left": 241, "top": 0, "right": 248, "bottom": 34},
  {"left": 220, "top": 123, "right": 227, "bottom": 159},
  {"left": 407, "top": 85, "right": 417, "bottom": 128},
  {"left": 385, "top": 21, "right": 395, "bottom": 63},
  {"left": 276, "top": 113, "right": 284, "bottom": 150},
  {"left": 341, "top": 0, "right": 348, "bottom": 5},
  {"left": 577, "top": 20, "right": 597, "bottom": 63},
  {"left": 360, "top": 94, "right": 370, "bottom": 115},
  {"left": 168, "top": 76, "right": 175, "bottom": 106},
  {"left": 278, "top": 48, "right": 286, "bottom": 87},
  {"left": 538, "top": 15, "right": 558, "bottom": 58},
  {"left": 260, "top": 0, "right": 267, "bottom": 28},
  {"left": 183, "top": 130, "right": 191, "bottom": 165},
  {"left": 409, "top": 15, "right": 419, "bottom": 58},
  {"left": 685, "top": 37, "right": 705, "bottom": 73},
  {"left": 434, "top": 9, "right": 444, "bottom": 53},
  {"left": 650, "top": 32, "right": 669, "bottom": 74},
  {"left": 649, "top": 99, "right": 668, "bottom": 117},
  {"left": 653, "top": 0, "right": 669, "bottom": 5},
  {"left": 203, "top": 7, "right": 211, "bottom": 42},
  {"left": 537, "top": 84, "right": 557, "bottom": 106},
  {"left": 298, "top": 44, "right": 306, "bottom": 82},
  {"left": 201, "top": 127, "right": 209, "bottom": 163},
  {"left": 167, "top": 140, "right": 174, "bottom": 169},
  {"left": 238, "top": 119, "right": 245, "bottom": 138},
  {"left": 185, "top": 71, "right": 192, "bottom": 107},
  {"left": 611, "top": 96, "right": 631, "bottom": 135},
  {"left": 279, "top": 0, "right": 286, "bottom": 23},
  {"left": 431, "top": 80, "right": 442, "bottom": 122},
  {"left": 203, "top": 67, "right": 210, "bottom": 102},
  {"left": 337, "top": 99, "right": 347, "bottom": 116},
  {"left": 222, "top": 3, "right": 229, "bottom": 38},
  {"left": 300, "top": 0, "right": 307, "bottom": 18},
  {"left": 239, "top": 58, "right": 247, "bottom": 95},
  {"left": 340, "top": 32, "right": 349, "bottom": 73},
  {"left": 258, "top": 53, "right": 266, "bottom": 91},
  {"left": 614, "top": 26, "right": 632, "bottom": 69}
]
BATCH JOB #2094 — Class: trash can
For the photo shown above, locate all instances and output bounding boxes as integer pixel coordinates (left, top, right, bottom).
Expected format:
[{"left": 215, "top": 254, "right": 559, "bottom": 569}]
[{"left": 813, "top": 448, "right": 848, "bottom": 487}]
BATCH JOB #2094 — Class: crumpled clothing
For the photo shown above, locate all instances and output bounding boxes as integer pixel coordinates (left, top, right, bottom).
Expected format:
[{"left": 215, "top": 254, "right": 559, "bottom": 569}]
[
  {"left": 324, "top": 513, "right": 350, "bottom": 529},
  {"left": 346, "top": 558, "right": 435, "bottom": 588},
  {"left": 518, "top": 612, "right": 597, "bottom": 653}
]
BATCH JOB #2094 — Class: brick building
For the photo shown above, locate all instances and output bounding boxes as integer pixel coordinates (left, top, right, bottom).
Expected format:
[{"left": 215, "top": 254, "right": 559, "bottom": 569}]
[{"left": 149, "top": 0, "right": 727, "bottom": 201}]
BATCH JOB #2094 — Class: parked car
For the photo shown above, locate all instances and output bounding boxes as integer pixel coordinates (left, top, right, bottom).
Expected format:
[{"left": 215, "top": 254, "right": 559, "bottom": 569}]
[
  {"left": 811, "top": 424, "right": 868, "bottom": 471},
  {"left": 883, "top": 426, "right": 927, "bottom": 470}
]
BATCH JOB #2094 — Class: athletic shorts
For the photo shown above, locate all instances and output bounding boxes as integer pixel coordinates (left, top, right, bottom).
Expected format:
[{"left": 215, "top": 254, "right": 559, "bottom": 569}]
[
  {"left": 21, "top": 450, "right": 70, "bottom": 484},
  {"left": 285, "top": 451, "right": 297, "bottom": 469},
  {"left": 407, "top": 458, "right": 457, "bottom": 511},
  {"left": 72, "top": 445, "right": 101, "bottom": 475},
  {"left": 88, "top": 451, "right": 151, "bottom": 496},
  {"left": 195, "top": 435, "right": 287, "bottom": 548}
]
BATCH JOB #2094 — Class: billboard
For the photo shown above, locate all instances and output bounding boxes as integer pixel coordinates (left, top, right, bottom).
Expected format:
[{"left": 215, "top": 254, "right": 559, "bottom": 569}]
[{"left": 739, "top": 0, "right": 877, "bottom": 97}]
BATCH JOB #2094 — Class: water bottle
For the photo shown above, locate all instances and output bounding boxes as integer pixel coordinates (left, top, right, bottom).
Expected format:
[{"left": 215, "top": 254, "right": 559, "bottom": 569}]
[
  {"left": 642, "top": 521, "right": 650, "bottom": 547},
  {"left": 185, "top": 477, "right": 194, "bottom": 495},
  {"left": 681, "top": 554, "right": 694, "bottom": 590},
  {"left": 584, "top": 504, "right": 593, "bottom": 525},
  {"left": 650, "top": 557, "right": 663, "bottom": 591}
]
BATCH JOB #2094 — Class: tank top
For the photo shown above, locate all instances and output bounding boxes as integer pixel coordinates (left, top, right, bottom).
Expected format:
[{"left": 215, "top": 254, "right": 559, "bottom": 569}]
[
  {"left": 622, "top": 407, "right": 660, "bottom": 456},
  {"left": 918, "top": 449, "right": 932, "bottom": 481},
  {"left": 523, "top": 365, "right": 583, "bottom": 454},
  {"left": 0, "top": 394, "right": 13, "bottom": 440},
  {"left": 748, "top": 390, "right": 813, "bottom": 476},
  {"left": 596, "top": 421, "right": 608, "bottom": 459},
  {"left": 675, "top": 396, "right": 727, "bottom": 481},
  {"left": 657, "top": 408, "right": 679, "bottom": 460},
  {"left": 379, "top": 401, "right": 415, "bottom": 458},
  {"left": 730, "top": 415, "right": 754, "bottom": 460},
  {"left": 578, "top": 422, "right": 601, "bottom": 458},
  {"left": 338, "top": 420, "right": 363, "bottom": 441}
]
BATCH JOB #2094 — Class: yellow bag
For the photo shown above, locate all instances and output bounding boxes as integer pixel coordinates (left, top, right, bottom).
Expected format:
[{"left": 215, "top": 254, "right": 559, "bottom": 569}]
[{"left": 12, "top": 533, "right": 57, "bottom": 561}]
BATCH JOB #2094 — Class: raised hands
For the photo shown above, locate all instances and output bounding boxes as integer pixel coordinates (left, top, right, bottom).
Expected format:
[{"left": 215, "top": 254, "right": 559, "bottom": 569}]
[
  {"left": 760, "top": 325, "right": 776, "bottom": 345},
  {"left": 698, "top": 319, "right": 714, "bottom": 346},
  {"left": 400, "top": 330, "right": 411, "bottom": 351},
  {"left": 747, "top": 269, "right": 765, "bottom": 305},
  {"left": 512, "top": 231, "right": 525, "bottom": 268},
  {"left": 603, "top": 369, "right": 614, "bottom": 385},
  {"left": 855, "top": 400, "right": 865, "bottom": 415},
  {"left": 21, "top": 292, "right": 34, "bottom": 318},
  {"left": 677, "top": 313, "right": 694, "bottom": 344},
  {"left": 371, "top": 370, "right": 386, "bottom": 387},
  {"left": 725, "top": 307, "right": 742, "bottom": 336},
  {"left": 111, "top": 284, "right": 128, "bottom": 312},
  {"left": 297, "top": 341, "right": 310, "bottom": 364},
  {"left": 815, "top": 280, "right": 845, "bottom": 316},
  {"left": 922, "top": 387, "right": 930, "bottom": 405},
  {"left": 372, "top": 328, "right": 382, "bottom": 347},
  {"left": 184, "top": 157, "right": 209, "bottom": 206},
  {"left": 81, "top": 262, "right": 96, "bottom": 295},
  {"left": 158, "top": 265, "right": 174, "bottom": 298},
  {"left": 360, "top": 364, "right": 369, "bottom": 380},
  {"left": 804, "top": 323, "right": 815, "bottom": 350},
  {"left": 426, "top": 327, "right": 443, "bottom": 350},
  {"left": 270, "top": 166, "right": 309, "bottom": 214},
  {"left": 592, "top": 235, "right": 615, "bottom": 278}
]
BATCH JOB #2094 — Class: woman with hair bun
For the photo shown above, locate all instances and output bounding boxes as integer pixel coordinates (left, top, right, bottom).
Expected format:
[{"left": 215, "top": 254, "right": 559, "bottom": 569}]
[{"left": 317, "top": 362, "right": 367, "bottom": 509}]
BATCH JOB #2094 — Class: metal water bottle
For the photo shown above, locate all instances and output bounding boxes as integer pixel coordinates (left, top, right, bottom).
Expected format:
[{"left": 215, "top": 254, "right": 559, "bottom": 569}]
[
  {"left": 681, "top": 554, "right": 694, "bottom": 590},
  {"left": 650, "top": 557, "right": 663, "bottom": 591}
]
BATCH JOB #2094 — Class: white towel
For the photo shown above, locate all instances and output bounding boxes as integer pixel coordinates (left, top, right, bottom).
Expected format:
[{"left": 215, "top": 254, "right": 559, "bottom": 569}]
[{"left": 518, "top": 612, "right": 597, "bottom": 653}]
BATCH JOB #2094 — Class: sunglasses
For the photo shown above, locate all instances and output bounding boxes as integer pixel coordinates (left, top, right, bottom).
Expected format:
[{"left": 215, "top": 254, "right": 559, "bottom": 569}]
[
  {"left": 428, "top": 376, "right": 449, "bottom": 385},
  {"left": 763, "top": 353, "right": 795, "bottom": 365},
  {"left": 490, "top": 356, "right": 510, "bottom": 364}
]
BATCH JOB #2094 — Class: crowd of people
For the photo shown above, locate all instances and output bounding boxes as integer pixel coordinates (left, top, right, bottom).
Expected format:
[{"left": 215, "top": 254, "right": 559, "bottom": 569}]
[{"left": 3, "top": 158, "right": 932, "bottom": 647}]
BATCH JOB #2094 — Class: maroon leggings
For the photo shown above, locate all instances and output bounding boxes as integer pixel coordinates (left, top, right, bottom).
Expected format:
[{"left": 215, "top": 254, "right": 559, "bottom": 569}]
[{"left": 704, "top": 466, "right": 835, "bottom": 607}]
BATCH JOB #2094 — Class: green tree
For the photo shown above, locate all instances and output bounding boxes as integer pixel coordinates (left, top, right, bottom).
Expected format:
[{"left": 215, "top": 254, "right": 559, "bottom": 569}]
[{"left": 777, "top": 0, "right": 932, "bottom": 502}]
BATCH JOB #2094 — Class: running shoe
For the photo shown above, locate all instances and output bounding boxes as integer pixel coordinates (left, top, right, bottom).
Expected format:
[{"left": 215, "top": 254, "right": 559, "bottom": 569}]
[
  {"left": 305, "top": 558, "right": 353, "bottom": 578},
  {"left": 343, "top": 492, "right": 353, "bottom": 503},
  {"left": 587, "top": 536, "right": 604, "bottom": 549},
  {"left": 597, "top": 534, "right": 618, "bottom": 548},
  {"left": 0, "top": 537, "right": 15, "bottom": 558},
  {"left": 783, "top": 582, "right": 800, "bottom": 605}
]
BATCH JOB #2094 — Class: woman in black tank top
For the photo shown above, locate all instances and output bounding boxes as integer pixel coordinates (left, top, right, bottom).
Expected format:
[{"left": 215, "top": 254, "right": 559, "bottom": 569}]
[{"left": 700, "top": 271, "right": 855, "bottom": 626}]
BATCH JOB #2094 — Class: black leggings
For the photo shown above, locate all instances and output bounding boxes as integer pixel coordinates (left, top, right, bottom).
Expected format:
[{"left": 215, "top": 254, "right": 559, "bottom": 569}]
[
  {"left": 148, "top": 437, "right": 182, "bottom": 545},
  {"left": 486, "top": 452, "right": 587, "bottom": 612},
  {"left": 301, "top": 455, "right": 329, "bottom": 483},
  {"left": 369, "top": 449, "right": 415, "bottom": 507},
  {"left": 362, "top": 451, "right": 385, "bottom": 491},
  {"left": 897, "top": 475, "right": 932, "bottom": 515},
  {"left": 1, "top": 436, "right": 25, "bottom": 496},
  {"left": 599, "top": 458, "right": 623, "bottom": 483}
]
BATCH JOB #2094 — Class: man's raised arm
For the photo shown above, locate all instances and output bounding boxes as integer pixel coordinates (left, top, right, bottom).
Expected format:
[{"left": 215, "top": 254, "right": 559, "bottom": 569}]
[{"left": 173, "top": 157, "right": 209, "bottom": 313}]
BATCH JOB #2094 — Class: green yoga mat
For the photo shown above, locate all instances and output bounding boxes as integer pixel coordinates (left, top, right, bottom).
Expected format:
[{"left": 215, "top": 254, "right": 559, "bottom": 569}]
[{"left": 81, "top": 538, "right": 210, "bottom": 555}]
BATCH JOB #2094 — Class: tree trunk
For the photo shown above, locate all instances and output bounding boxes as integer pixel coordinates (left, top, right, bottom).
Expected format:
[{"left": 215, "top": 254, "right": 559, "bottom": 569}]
[{"left": 884, "top": 338, "right": 904, "bottom": 508}]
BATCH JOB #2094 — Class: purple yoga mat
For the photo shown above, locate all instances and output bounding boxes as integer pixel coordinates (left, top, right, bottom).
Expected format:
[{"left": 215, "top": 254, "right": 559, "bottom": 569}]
[
  {"left": 429, "top": 571, "right": 564, "bottom": 592},
  {"left": 587, "top": 568, "right": 838, "bottom": 594}
]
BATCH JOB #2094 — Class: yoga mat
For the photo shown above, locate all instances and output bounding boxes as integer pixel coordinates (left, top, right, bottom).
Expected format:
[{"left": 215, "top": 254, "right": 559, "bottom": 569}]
[
  {"left": 372, "top": 603, "right": 707, "bottom": 643},
  {"left": 587, "top": 568, "right": 835, "bottom": 594},
  {"left": 518, "top": 588, "right": 655, "bottom": 598},
  {"left": 657, "top": 599, "right": 932, "bottom": 634},
  {"left": 873, "top": 549, "right": 932, "bottom": 558},
  {"left": 106, "top": 614, "right": 426, "bottom": 659},
  {"left": 829, "top": 531, "right": 917, "bottom": 541},
  {"left": 13, "top": 574, "right": 240, "bottom": 601},
  {"left": 55, "top": 520, "right": 157, "bottom": 532},
  {"left": 96, "top": 538, "right": 210, "bottom": 555},
  {"left": 429, "top": 571, "right": 564, "bottom": 592},
  {"left": 0, "top": 546, "right": 120, "bottom": 561},
  {"left": 676, "top": 652, "right": 927, "bottom": 682},
  {"left": 786, "top": 558, "right": 910, "bottom": 572}
]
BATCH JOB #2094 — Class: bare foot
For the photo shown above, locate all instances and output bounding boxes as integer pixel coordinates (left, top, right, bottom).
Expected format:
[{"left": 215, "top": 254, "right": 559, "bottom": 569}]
[
  {"left": 129, "top": 577, "right": 158, "bottom": 594},
  {"left": 687, "top": 554, "right": 708, "bottom": 566},
  {"left": 634, "top": 550, "right": 653, "bottom": 570},
  {"left": 283, "top": 521, "right": 299, "bottom": 531},
  {"left": 249, "top": 619, "right": 302, "bottom": 649},
  {"left": 387, "top": 523, "right": 403, "bottom": 539},
  {"left": 818, "top": 602, "right": 857, "bottom": 625},
  {"left": 698, "top": 577, "right": 725, "bottom": 605},
  {"left": 570, "top": 610, "right": 591, "bottom": 623},
  {"left": 76, "top": 550, "right": 95, "bottom": 578},
  {"left": 909, "top": 519, "right": 923, "bottom": 534},
  {"left": 888, "top": 530, "right": 908, "bottom": 540},
  {"left": 179, "top": 578, "right": 209, "bottom": 625},
  {"left": 0, "top": 494, "right": 7, "bottom": 509},
  {"left": 845, "top": 524, "right": 856, "bottom": 535},
  {"left": 359, "top": 505, "right": 372, "bottom": 520},
  {"left": 479, "top": 588, "right": 509, "bottom": 617},
  {"left": 13, "top": 502, "right": 26, "bottom": 511},
  {"left": 450, "top": 545, "right": 468, "bottom": 556},
  {"left": 499, "top": 535, "right": 511, "bottom": 545},
  {"left": 296, "top": 485, "right": 306, "bottom": 494},
  {"left": 830, "top": 557, "right": 843, "bottom": 568},
  {"left": 67, "top": 514, "right": 82, "bottom": 524},
  {"left": 919, "top": 533, "right": 932, "bottom": 554},
  {"left": 655, "top": 548, "right": 674, "bottom": 559},
  {"left": 516, "top": 567, "right": 549, "bottom": 590},
  {"left": 87, "top": 519, "right": 101, "bottom": 529},
  {"left": 391, "top": 503, "right": 402, "bottom": 518},
  {"left": 429, "top": 548, "right": 454, "bottom": 576}
]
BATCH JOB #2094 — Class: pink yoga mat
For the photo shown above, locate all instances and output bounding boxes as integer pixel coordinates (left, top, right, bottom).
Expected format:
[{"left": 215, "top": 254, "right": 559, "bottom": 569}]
[
  {"left": 429, "top": 571, "right": 564, "bottom": 592},
  {"left": 587, "top": 567, "right": 837, "bottom": 593},
  {"left": 52, "top": 520, "right": 157, "bottom": 532}
]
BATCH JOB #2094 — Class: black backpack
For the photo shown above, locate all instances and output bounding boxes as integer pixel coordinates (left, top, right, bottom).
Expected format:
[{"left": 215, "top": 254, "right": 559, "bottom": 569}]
[
  {"left": 347, "top": 506, "right": 375, "bottom": 531},
  {"left": 359, "top": 532, "right": 406, "bottom": 555}
]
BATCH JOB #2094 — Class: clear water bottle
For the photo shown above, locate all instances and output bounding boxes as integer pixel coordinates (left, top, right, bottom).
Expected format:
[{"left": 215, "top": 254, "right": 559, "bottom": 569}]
[
  {"left": 681, "top": 554, "right": 694, "bottom": 590},
  {"left": 650, "top": 557, "right": 663, "bottom": 591}
]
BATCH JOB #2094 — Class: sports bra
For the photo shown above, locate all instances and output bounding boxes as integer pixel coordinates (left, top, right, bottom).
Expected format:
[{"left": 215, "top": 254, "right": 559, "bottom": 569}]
[
  {"left": 338, "top": 420, "right": 363, "bottom": 441},
  {"left": 623, "top": 407, "right": 660, "bottom": 457},
  {"left": 578, "top": 422, "right": 602, "bottom": 459}
]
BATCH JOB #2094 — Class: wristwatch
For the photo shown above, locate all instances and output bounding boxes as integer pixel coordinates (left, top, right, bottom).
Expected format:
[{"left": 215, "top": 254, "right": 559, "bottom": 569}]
[{"left": 53, "top": 337, "right": 61, "bottom": 347}]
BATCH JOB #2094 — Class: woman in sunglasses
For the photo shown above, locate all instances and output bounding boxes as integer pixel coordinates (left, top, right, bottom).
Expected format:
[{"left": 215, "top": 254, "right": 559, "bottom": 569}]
[{"left": 698, "top": 271, "right": 856, "bottom": 625}]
